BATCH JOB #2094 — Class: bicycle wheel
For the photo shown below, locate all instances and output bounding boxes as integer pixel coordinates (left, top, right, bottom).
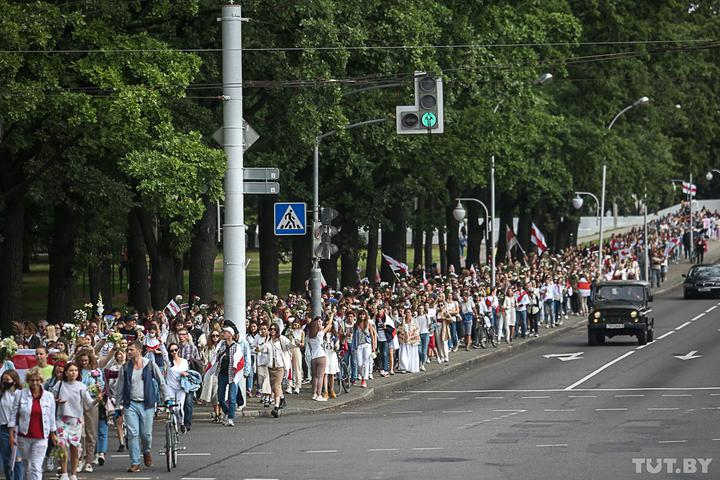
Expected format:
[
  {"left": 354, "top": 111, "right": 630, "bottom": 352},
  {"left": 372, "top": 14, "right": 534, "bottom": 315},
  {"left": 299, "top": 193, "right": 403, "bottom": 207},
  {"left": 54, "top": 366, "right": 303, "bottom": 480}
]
[
  {"left": 165, "top": 422, "right": 172, "bottom": 472},
  {"left": 479, "top": 328, "right": 488, "bottom": 349},
  {"left": 489, "top": 328, "right": 498, "bottom": 348},
  {"left": 340, "top": 363, "right": 350, "bottom": 393},
  {"left": 171, "top": 416, "right": 179, "bottom": 468}
]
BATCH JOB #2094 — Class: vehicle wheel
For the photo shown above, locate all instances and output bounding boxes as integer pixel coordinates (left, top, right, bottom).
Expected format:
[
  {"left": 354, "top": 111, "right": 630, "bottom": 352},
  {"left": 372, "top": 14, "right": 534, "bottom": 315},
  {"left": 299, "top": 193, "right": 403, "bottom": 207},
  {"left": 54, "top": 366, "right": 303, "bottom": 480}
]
[
  {"left": 637, "top": 328, "right": 647, "bottom": 346},
  {"left": 165, "top": 423, "right": 172, "bottom": 472},
  {"left": 647, "top": 328, "right": 654, "bottom": 342}
]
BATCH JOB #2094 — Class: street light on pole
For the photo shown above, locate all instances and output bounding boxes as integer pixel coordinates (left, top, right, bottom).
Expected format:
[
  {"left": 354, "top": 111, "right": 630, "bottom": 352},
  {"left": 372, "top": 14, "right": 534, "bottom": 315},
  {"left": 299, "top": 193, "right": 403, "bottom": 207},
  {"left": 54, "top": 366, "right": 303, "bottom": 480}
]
[
  {"left": 489, "top": 72, "right": 552, "bottom": 287},
  {"left": 453, "top": 198, "right": 491, "bottom": 279}
]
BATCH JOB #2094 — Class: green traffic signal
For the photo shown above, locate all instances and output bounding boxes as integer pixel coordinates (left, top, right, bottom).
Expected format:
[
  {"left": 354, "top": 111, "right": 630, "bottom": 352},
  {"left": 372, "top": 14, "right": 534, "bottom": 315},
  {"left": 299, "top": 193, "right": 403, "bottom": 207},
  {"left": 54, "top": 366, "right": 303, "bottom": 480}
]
[{"left": 421, "top": 112, "right": 437, "bottom": 128}]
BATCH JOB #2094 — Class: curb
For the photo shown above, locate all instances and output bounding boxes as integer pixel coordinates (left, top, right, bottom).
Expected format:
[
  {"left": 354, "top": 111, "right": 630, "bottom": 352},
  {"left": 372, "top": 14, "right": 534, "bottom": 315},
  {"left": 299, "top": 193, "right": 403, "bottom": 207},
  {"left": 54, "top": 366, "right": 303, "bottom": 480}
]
[{"left": 214, "top": 317, "right": 587, "bottom": 419}]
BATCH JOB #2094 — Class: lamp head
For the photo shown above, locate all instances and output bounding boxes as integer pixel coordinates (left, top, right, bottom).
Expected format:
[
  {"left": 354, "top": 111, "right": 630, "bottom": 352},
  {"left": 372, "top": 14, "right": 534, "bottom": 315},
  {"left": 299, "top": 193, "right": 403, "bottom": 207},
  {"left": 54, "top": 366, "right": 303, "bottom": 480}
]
[
  {"left": 707, "top": 172, "right": 713, "bottom": 181},
  {"left": 572, "top": 196, "right": 584, "bottom": 210},
  {"left": 452, "top": 201, "right": 466, "bottom": 222},
  {"left": 635, "top": 96, "right": 650, "bottom": 106},
  {"left": 537, "top": 73, "right": 553, "bottom": 85}
]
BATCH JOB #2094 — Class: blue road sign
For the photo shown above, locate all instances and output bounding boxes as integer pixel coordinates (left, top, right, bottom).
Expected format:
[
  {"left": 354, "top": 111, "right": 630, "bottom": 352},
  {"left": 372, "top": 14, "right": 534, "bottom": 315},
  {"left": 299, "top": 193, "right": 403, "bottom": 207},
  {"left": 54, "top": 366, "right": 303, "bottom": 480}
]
[{"left": 274, "top": 202, "right": 307, "bottom": 236}]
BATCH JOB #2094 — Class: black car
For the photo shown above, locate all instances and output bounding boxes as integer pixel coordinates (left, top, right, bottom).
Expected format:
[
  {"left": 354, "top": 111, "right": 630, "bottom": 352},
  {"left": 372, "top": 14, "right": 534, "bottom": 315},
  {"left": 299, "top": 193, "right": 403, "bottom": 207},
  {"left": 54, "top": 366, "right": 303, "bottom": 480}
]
[
  {"left": 683, "top": 264, "right": 720, "bottom": 299},
  {"left": 588, "top": 281, "right": 654, "bottom": 346}
]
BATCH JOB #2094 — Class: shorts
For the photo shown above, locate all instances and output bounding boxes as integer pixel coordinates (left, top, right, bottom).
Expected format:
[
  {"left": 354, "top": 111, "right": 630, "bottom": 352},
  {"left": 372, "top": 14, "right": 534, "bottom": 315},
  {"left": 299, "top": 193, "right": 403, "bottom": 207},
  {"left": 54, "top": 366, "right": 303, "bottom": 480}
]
[{"left": 462, "top": 313, "right": 473, "bottom": 334}]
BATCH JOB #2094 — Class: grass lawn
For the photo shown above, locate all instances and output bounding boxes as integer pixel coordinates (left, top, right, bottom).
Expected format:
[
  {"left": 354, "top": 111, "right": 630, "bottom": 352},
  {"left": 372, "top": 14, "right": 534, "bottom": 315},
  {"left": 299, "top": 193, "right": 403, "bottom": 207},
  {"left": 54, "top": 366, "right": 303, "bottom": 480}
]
[{"left": 21, "top": 246, "right": 443, "bottom": 320}]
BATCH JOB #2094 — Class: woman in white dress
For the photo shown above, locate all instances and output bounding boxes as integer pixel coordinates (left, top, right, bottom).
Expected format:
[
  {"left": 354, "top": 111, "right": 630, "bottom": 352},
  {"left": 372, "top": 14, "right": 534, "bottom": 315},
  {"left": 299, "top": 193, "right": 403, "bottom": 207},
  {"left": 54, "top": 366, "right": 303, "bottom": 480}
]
[
  {"left": 397, "top": 309, "right": 420, "bottom": 373},
  {"left": 503, "top": 287, "right": 517, "bottom": 343},
  {"left": 200, "top": 330, "right": 221, "bottom": 422},
  {"left": 287, "top": 320, "right": 304, "bottom": 394},
  {"left": 323, "top": 324, "right": 340, "bottom": 399},
  {"left": 165, "top": 343, "right": 190, "bottom": 426}
]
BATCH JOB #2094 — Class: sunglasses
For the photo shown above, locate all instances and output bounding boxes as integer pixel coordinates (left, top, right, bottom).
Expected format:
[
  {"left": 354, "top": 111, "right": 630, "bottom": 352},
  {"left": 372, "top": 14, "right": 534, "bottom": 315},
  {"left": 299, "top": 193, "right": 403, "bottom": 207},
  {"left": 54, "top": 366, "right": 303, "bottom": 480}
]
[
  {"left": 211, "top": 334, "right": 220, "bottom": 337},
  {"left": 169, "top": 349, "right": 178, "bottom": 353}
]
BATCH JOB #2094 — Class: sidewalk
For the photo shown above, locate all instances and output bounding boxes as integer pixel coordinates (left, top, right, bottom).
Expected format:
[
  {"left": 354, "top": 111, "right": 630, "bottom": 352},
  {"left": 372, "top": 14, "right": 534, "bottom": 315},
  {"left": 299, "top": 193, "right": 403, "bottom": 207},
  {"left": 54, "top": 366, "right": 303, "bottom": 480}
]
[{"left": 193, "top": 240, "right": 720, "bottom": 419}]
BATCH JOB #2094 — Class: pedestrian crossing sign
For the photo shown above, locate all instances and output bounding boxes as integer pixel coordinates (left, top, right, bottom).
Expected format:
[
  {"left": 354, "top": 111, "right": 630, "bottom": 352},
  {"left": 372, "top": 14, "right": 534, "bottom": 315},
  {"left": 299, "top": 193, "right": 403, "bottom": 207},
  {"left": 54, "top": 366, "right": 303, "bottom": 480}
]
[{"left": 274, "top": 202, "right": 307, "bottom": 236}]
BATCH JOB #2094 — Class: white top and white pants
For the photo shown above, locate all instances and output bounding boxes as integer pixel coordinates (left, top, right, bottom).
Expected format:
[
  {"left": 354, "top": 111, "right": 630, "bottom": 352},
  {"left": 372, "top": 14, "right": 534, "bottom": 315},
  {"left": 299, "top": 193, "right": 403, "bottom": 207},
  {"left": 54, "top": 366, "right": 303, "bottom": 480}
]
[{"left": 166, "top": 358, "right": 189, "bottom": 425}]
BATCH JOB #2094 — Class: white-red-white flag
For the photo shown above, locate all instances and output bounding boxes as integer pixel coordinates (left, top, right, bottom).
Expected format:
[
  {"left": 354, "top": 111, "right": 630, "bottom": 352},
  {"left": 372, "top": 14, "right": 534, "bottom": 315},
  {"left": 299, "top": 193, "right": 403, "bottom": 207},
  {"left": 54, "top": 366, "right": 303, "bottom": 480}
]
[
  {"left": 506, "top": 226, "right": 519, "bottom": 253},
  {"left": 682, "top": 181, "right": 697, "bottom": 196},
  {"left": 374, "top": 268, "right": 381, "bottom": 284},
  {"left": 530, "top": 223, "right": 548, "bottom": 255},
  {"left": 382, "top": 253, "right": 409, "bottom": 275},
  {"left": 165, "top": 299, "right": 181, "bottom": 317}
]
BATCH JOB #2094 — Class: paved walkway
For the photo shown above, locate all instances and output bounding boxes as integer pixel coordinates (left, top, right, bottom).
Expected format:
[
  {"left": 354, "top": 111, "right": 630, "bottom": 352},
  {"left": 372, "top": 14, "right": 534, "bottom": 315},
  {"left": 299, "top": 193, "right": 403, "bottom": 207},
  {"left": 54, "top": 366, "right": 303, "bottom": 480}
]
[{"left": 193, "top": 240, "right": 720, "bottom": 418}]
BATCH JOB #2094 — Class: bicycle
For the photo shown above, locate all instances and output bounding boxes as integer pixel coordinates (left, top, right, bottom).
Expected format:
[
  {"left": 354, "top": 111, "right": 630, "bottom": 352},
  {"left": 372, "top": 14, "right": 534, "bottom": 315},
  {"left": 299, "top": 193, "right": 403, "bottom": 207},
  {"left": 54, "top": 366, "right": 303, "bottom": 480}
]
[
  {"left": 479, "top": 313, "right": 498, "bottom": 348},
  {"left": 160, "top": 400, "right": 183, "bottom": 472},
  {"left": 335, "top": 350, "right": 351, "bottom": 394}
]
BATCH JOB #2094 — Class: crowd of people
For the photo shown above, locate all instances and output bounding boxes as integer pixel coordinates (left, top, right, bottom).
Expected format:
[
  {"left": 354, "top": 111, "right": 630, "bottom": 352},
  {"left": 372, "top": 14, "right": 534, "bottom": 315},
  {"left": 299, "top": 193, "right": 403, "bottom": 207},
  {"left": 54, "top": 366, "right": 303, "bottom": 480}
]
[{"left": 0, "top": 204, "right": 717, "bottom": 479}]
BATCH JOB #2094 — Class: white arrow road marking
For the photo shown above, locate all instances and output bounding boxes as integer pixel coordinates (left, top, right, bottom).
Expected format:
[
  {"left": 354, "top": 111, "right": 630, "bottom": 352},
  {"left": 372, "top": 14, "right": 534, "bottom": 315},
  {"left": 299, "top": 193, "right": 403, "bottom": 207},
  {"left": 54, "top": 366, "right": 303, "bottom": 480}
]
[
  {"left": 674, "top": 350, "right": 702, "bottom": 361},
  {"left": 543, "top": 352, "right": 584, "bottom": 361}
]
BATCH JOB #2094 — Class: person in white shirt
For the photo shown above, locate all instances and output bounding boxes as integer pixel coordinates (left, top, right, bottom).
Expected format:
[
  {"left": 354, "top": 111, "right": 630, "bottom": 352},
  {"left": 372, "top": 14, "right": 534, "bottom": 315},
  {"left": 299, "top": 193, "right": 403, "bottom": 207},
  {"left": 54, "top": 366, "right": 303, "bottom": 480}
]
[
  {"left": 459, "top": 291, "right": 475, "bottom": 351},
  {"left": 445, "top": 295, "right": 460, "bottom": 352},
  {"left": 263, "top": 324, "right": 291, "bottom": 418},
  {"left": 165, "top": 343, "right": 189, "bottom": 427},
  {"left": 414, "top": 306, "right": 430, "bottom": 371},
  {"left": 1, "top": 369, "right": 24, "bottom": 480},
  {"left": 515, "top": 286, "right": 530, "bottom": 338}
]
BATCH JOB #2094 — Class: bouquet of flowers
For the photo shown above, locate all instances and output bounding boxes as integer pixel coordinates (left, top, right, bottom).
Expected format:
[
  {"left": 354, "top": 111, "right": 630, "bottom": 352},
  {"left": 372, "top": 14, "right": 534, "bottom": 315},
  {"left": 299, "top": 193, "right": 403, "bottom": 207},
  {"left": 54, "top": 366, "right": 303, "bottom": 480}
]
[
  {"left": 107, "top": 331, "right": 124, "bottom": 348},
  {"left": 96, "top": 293, "right": 104, "bottom": 318},
  {"left": 87, "top": 382, "right": 101, "bottom": 399},
  {"left": 0, "top": 337, "right": 18, "bottom": 360},
  {"left": 49, "top": 444, "right": 67, "bottom": 463},
  {"left": 73, "top": 309, "right": 88, "bottom": 324},
  {"left": 63, "top": 323, "right": 80, "bottom": 343}
]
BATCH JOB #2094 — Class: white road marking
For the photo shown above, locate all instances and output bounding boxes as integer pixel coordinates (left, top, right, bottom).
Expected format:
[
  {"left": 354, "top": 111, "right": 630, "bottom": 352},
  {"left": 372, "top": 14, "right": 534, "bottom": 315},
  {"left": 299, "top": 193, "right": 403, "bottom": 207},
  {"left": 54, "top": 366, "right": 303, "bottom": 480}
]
[
  {"left": 410, "top": 387, "right": 720, "bottom": 393},
  {"left": 244, "top": 478, "right": 279, "bottom": 480},
  {"left": 368, "top": 448, "right": 400, "bottom": 452},
  {"left": 657, "top": 331, "right": 675, "bottom": 340},
  {"left": 662, "top": 394, "right": 692, "bottom": 397},
  {"left": 691, "top": 313, "right": 706, "bottom": 321},
  {"left": 711, "top": 393, "right": 720, "bottom": 396},
  {"left": 493, "top": 409, "right": 526, "bottom": 412},
  {"left": 658, "top": 440, "right": 687, "bottom": 444},
  {"left": 242, "top": 452, "right": 273, "bottom": 455},
  {"left": 179, "top": 453, "right": 212, "bottom": 456},
  {"left": 705, "top": 305, "right": 717, "bottom": 313},
  {"left": 595, "top": 408, "right": 628, "bottom": 411},
  {"left": 701, "top": 407, "right": 720, "bottom": 410},
  {"left": 442, "top": 410, "right": 472, "bottom": 414},
  {"left": 675, "top": 321, "right": 692, "bottom": 330},
  {"left": 536, "top": 444, "right": 568, "bottom": 448},
  {"left": 568, "top": 395, "right": 597, "bottom": 398},
  {"left": 392, "top": 411, "right": 422, "bottom": 414},
  {"left": 115, "top": 478, "right": 153, "bottom": 480},
  {"left": 306, "top": 450, "right": 338, "bottom": 454},
  {"left": 393, "top": 397, "right": 410, "bottom": 401},
  {"left": 429, "top": 397, "right": 456, "bottom": 400},
  {"left": 564, "top": 351, "right": 636, "bottom": 390},
  {"left": 183, "top": 478, "right": 216, "bottom": 480},
  {"left": 340, "top": 412, "right": 370, "bottom": 415},
  {"left": 474, "top": 396, "right": 504, "bottom": 399},
  {"left": 615, "top": 394, "right": 645, "bottom": 398},
  {"left": 544, "top": 409, "right": 576, "bottom": 412},
  {"left": 522, "top": 396, "right": 550, "bottom": 399},
  {"left": 112, "top": 455, "right": 130, "bottom": 458},
  {"left": 648, "top": 407, "right": 680, "bottom": 411},
  {"left": 412, "top": 447, "right": 444, "bottom": 451},
  {"left": 712, "top": 439, "right": 720, "bottom": 441}
]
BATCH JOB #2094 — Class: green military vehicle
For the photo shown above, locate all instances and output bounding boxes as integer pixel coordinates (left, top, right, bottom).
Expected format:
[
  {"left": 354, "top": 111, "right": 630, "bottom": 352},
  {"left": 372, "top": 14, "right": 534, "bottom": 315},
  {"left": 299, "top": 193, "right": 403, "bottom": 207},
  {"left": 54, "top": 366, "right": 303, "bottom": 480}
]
[{"left": 587, "top": 281, "right": 654, "bottom": 346}]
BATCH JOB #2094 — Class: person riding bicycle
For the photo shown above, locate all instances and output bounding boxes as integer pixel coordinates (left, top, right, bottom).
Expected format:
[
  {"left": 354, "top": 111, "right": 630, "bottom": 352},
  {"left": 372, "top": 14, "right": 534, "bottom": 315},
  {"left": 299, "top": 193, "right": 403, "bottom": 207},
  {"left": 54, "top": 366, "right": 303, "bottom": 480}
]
[{"left": 114, "top": 341, "right": 169, "bottom": 473}]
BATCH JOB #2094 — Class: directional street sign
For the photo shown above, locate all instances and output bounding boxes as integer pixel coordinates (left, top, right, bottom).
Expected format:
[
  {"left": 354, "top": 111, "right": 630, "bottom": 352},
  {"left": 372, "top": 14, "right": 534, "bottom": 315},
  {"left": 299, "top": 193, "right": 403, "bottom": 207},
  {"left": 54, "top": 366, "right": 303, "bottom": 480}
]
[
  {"left": 274, "top": 202, "right": 307, "bottom": 236},
  {"left": 243, "top": 182, "right": 279, "bottom": 195},
  {"left": 673, "top": 350, "right": 702, "bottom": 361},
  {"left": 244, "top": 167, "right": 279, "bottom": 181},
  {"left": 543, "top": 352, "right": 584, "bottom": 362}
]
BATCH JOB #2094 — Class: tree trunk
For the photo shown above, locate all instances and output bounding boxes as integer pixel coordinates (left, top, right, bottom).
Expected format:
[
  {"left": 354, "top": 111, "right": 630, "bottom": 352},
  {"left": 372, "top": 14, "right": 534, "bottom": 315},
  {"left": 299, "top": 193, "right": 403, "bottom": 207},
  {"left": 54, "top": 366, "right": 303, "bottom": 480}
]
[
  {"left": 412, "top": 195, "right": 424, "bottom": 269},
  {"left": 47, "top": 204, "right": 79, "bottom": 324},
  {"left": 189, "top": 195, "right": 217, "bottom": 304},
  {"left": 365, "top": 225, "right": 379, "bottom": 285},
  {"left": 424, "top": 229, "right": 434, "bottom": 272},
  {"left": 247, "top": 223, "right": 257, "bottom": 249},
  {"left": 380, "top": 201, "right": 406, "bottom": 284},
  {"left": 445, "top": 179, "right": 461, "bottom": 274},
  {"left": 135, "top": 207, "right": 173, "bottom": 310},
  {"left": 438, "top": 227, "right": 447, "bottom": 275},
  {"left": 290, "top": 232, "right": 312, "bottom": 293},
  {"left": 88, "top": 258, "right": 111, "bottom": 308},
  {"left": 258, "top": 196, "right": 279, "bottom": 295},
  {"left": 169, "top": 256, "right": 183, "bottom": 298},
  {"left": 0, "top": 192, "right": 24, "bottom": 334},
  {"left": 465, "top": 200, "right": 481, "bottom": 269},
  {"left": 339, "top": 217, "right": 360, "bottom": 288},
  {"left": 320, "top": 254, "right": 339, "bottom": 290},
  {"left": 127, "top": 208, "right": 150, "bottom": 312}
]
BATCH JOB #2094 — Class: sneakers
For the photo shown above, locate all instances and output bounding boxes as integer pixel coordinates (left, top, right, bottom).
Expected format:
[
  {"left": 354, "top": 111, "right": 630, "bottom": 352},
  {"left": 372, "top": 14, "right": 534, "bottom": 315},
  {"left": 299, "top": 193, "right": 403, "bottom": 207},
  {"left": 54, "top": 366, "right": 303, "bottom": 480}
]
[
  {"left": 70, "top": 475, "right": 78, "bottom": 480},
  {"left": 59, "top": 474, "right": 69, "bottom": 480},
  {"left": 360, "top": 380, "right": 367, "bottom": 388},
  {"left": 437, "top": 357, "right": 442, "bottom": 364},
  {"left": 225, "top": 418, "right": 235, "bottom": 427},
  {"left": 329, "top": 390, "right": 337, "bottom": 399},
  {"left": 369, "top": 373, "right": 374, "bottom": 380},
  {"left": 117, "top": 443, "right": 126, "bottom": 452},
  {"left": 322, "top": 392, "right": 329, "bottom": 400},
  {"left": 271, "top": 407, "right": 279, "bottom": 418},
  {"left": 143, "top": 451, "right": 153, "bottom": 467},
  {"left": 285, "top": 386, "right": 293, "bottom": 394},
  {"left": 98, "top": 453, "right": 105, "bottom": 466},
  {"left": 293, "top": 388, "right": 300, "bottom": 394},
  {"left": 312, "top": 394, "right": 318, "bottom": 400},
  {"left": 420, "top": 365, "right": 426, "bottom": 372},
  {"left": 127, "top": 464, "right": 141, "bottom": 473},
  {"left": 279, "top": 397, "right": 287, "bottom": 409},
  {"left": 315, "top": 396, "right": 328, "bottom": 402}
]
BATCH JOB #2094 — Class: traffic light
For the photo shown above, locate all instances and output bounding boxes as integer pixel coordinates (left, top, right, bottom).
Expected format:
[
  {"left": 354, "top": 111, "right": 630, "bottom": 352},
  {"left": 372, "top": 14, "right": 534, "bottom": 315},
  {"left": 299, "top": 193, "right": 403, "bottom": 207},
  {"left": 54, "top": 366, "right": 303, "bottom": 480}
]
[
  {"left": 396, "top": 71, "right": 444, "bottom": 134},
  {"left": 314, "top": 207, "right": 339, "bottom": 260}
]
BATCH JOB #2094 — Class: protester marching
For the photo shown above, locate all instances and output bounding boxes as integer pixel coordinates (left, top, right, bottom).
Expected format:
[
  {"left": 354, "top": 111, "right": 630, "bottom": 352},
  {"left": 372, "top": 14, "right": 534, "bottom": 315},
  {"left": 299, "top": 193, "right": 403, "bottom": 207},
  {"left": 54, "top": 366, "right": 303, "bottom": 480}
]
[{"left": 0, "top": 203, "right": 717, "bottom": 477}]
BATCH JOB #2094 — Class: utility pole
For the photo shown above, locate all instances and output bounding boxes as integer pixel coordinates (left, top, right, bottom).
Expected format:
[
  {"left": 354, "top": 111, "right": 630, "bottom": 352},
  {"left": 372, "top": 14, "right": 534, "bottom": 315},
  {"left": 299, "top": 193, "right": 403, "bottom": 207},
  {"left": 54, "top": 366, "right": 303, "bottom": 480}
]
[
  {"left": 689, "top": 172, "right": 694, "bottom": 264},
  {"left": 221, "top": 3, "right": 246, "bottom": 338}
]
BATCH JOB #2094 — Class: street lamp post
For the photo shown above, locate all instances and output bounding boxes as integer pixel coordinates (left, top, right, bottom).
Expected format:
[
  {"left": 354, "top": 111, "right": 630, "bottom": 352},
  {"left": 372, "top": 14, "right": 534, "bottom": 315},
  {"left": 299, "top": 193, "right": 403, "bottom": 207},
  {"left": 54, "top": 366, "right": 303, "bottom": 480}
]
[
  {"left": 671, "top": 176, "right": 695, "bottom": 262},
  {"left": 599, "top": 96, "right": 650, "bottom": 278},
  {"left": 572, "top": 189, "right": 604, "bottom": 274},
  {"left": 311, "top": 118, "right": 388, "bottom": 318},
  {"left": 489, "top": 72, "right": 553, "bottom": 287},
  {"left": 453, "top": 198, "right": 491, "bottom": 280}
]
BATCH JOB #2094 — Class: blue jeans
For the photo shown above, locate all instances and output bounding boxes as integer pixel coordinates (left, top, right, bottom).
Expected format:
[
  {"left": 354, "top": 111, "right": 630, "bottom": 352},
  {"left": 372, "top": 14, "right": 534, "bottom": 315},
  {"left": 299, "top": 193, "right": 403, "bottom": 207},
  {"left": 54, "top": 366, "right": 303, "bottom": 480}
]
[
  {"left": 217, "top": 375, "right": 237, "bottom": 419},
  {"left": 0, "top": 425, "right": 24, "bottom": 480},
  {"left": 516, "top": 310, "right": 528, "bottom": 337},
  {"left": 651, "top": 269, "right": 661, "bottom": 288},
  {"left": 553, "top": 300, "right": 562, "bottom": 324},
  {"left": 96, "top": 416, "right": 108, "bottom": 453},
  {"left": 448, "top": 322, "right": 458, "bottom": 349},
  {"left": 125, "top": 401, "right": 154, "bottom": 467},
  {"left": 419, "top": 333, "right": 430, "bottom": 364},
  {"left": 246, "top": 358, "right": 255, "bottom": 392},
  {"left": 344, "top": 349, "right": 358, "bottom": 381},
  {"left": 377, "top": 341, "right": 389, "bottom": 371},
  {"left": 183, "top": 390, "right": 194, "bottom": 427}
]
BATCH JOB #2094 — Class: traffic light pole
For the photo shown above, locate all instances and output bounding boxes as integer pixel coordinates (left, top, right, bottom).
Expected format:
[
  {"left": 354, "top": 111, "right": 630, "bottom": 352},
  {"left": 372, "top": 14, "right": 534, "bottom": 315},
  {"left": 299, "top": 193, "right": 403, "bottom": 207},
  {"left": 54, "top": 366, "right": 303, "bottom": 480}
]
[
  {"left": 221, "top": 4, "right": 247, "bottom": 338},
  {"left": 311, "top": 118, "right": 388, "bottom": 319}
]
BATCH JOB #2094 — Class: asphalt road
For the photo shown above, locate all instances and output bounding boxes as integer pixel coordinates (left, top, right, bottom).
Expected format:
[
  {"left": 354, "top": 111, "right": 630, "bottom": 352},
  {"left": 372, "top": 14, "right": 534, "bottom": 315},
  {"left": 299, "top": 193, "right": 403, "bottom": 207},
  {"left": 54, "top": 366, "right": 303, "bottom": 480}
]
[{"left": 83, "top": 284, "right": 720, "bottom": 480}]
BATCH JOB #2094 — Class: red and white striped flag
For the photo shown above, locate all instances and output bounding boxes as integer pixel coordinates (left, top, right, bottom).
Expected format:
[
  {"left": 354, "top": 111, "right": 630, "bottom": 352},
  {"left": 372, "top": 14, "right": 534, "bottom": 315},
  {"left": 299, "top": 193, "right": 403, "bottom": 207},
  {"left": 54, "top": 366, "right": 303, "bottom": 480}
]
[
  {"left": 664, "top": 236, "right": 682, "bottom": 257},
  {"left": 11, "top": 349, "right": 38, "bottom": 382},
  {"left": 530, "top": 223, "right": 548, "bottom": 255},
  {"left": 165, "top": 299, "right": 181, "bottom": 317},
  {"left": 382, "top": 254, "right": 409, "bottom": 275},
  {"left": 506, "top": 226, "right": 519, "bottom": 253},
  {"left": 682, "top": 181, "right": 697, "bottom": 196}
]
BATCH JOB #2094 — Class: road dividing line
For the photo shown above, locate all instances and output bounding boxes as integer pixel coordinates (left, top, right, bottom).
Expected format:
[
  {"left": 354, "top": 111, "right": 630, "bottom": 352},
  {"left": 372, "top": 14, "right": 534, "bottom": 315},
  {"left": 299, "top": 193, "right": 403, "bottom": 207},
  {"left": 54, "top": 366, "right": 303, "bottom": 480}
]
[
  {"left": 521, "top": 396, "right": 550, "bottom": 399},
  {"left": 179, "top": 453, "right": 212, "bottom": 456},
  {"left": 545, "top": 409, "right": 576, "bottom": 412},
  {"left": 493, "top": 409, "right": 526, "bottom": 412},
  {"left": 475, "top": 396, "right": 504, "bottom": 399},
  {"left": 712, "top": 439, "right": 720, "bottom": 441},
  {"left": 242, "top": 452, "right": 273, "bottom": 455},
  {"left": 442, "top": 410, "right": 472, "bottom": 414},
  {"left": 616, "top": 394, "right": 645, "bottom": 398},
  {"left": 691, "top": 313, "right": 705, "bottom": 321},
  {"left": 368, "top": 448, "right": 400, "bottom": 452},
  {"left": 657, "top": 331, "right": 675, "bottom": 340},
  {"left": 568, "top": 395, "right": 597, "bottom": 398},
  {"left": 675, "top": 321, "right": 691, "bottom": 330},
  {"left": 648, "top": 407, "right": 680, "bottom": 411},
  {"left": 662, "top": 394, "right": 692, "bottom": 397},
  {"left": 536, "top": 444, "right": 568, "bottom": 448},
  {"left": 701, "top": 407, "right": 720, "bottom": 410},
  {"left": 596, "top": 408, "right": 628, "bottom": 411},
  {"left": 306, "top": 450, "right": 338, "bottom": 454},
  {"left": 658, "top": 440, "right": 687, "bottom": 444},
  {"left": 412, "top": 447, "right": 444, "bottom": 451},
  {"left": 392, "top": 411, "right": 423, "bottom": 414},
  {"left": 428, "top": 397, "right": 456, "bottom": 400},
  {"left": 705, "top": 305, "right": 717, "bottom": 313},
  {"left": 564, "top": 351, "right": 635, "bottom": 390}
]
